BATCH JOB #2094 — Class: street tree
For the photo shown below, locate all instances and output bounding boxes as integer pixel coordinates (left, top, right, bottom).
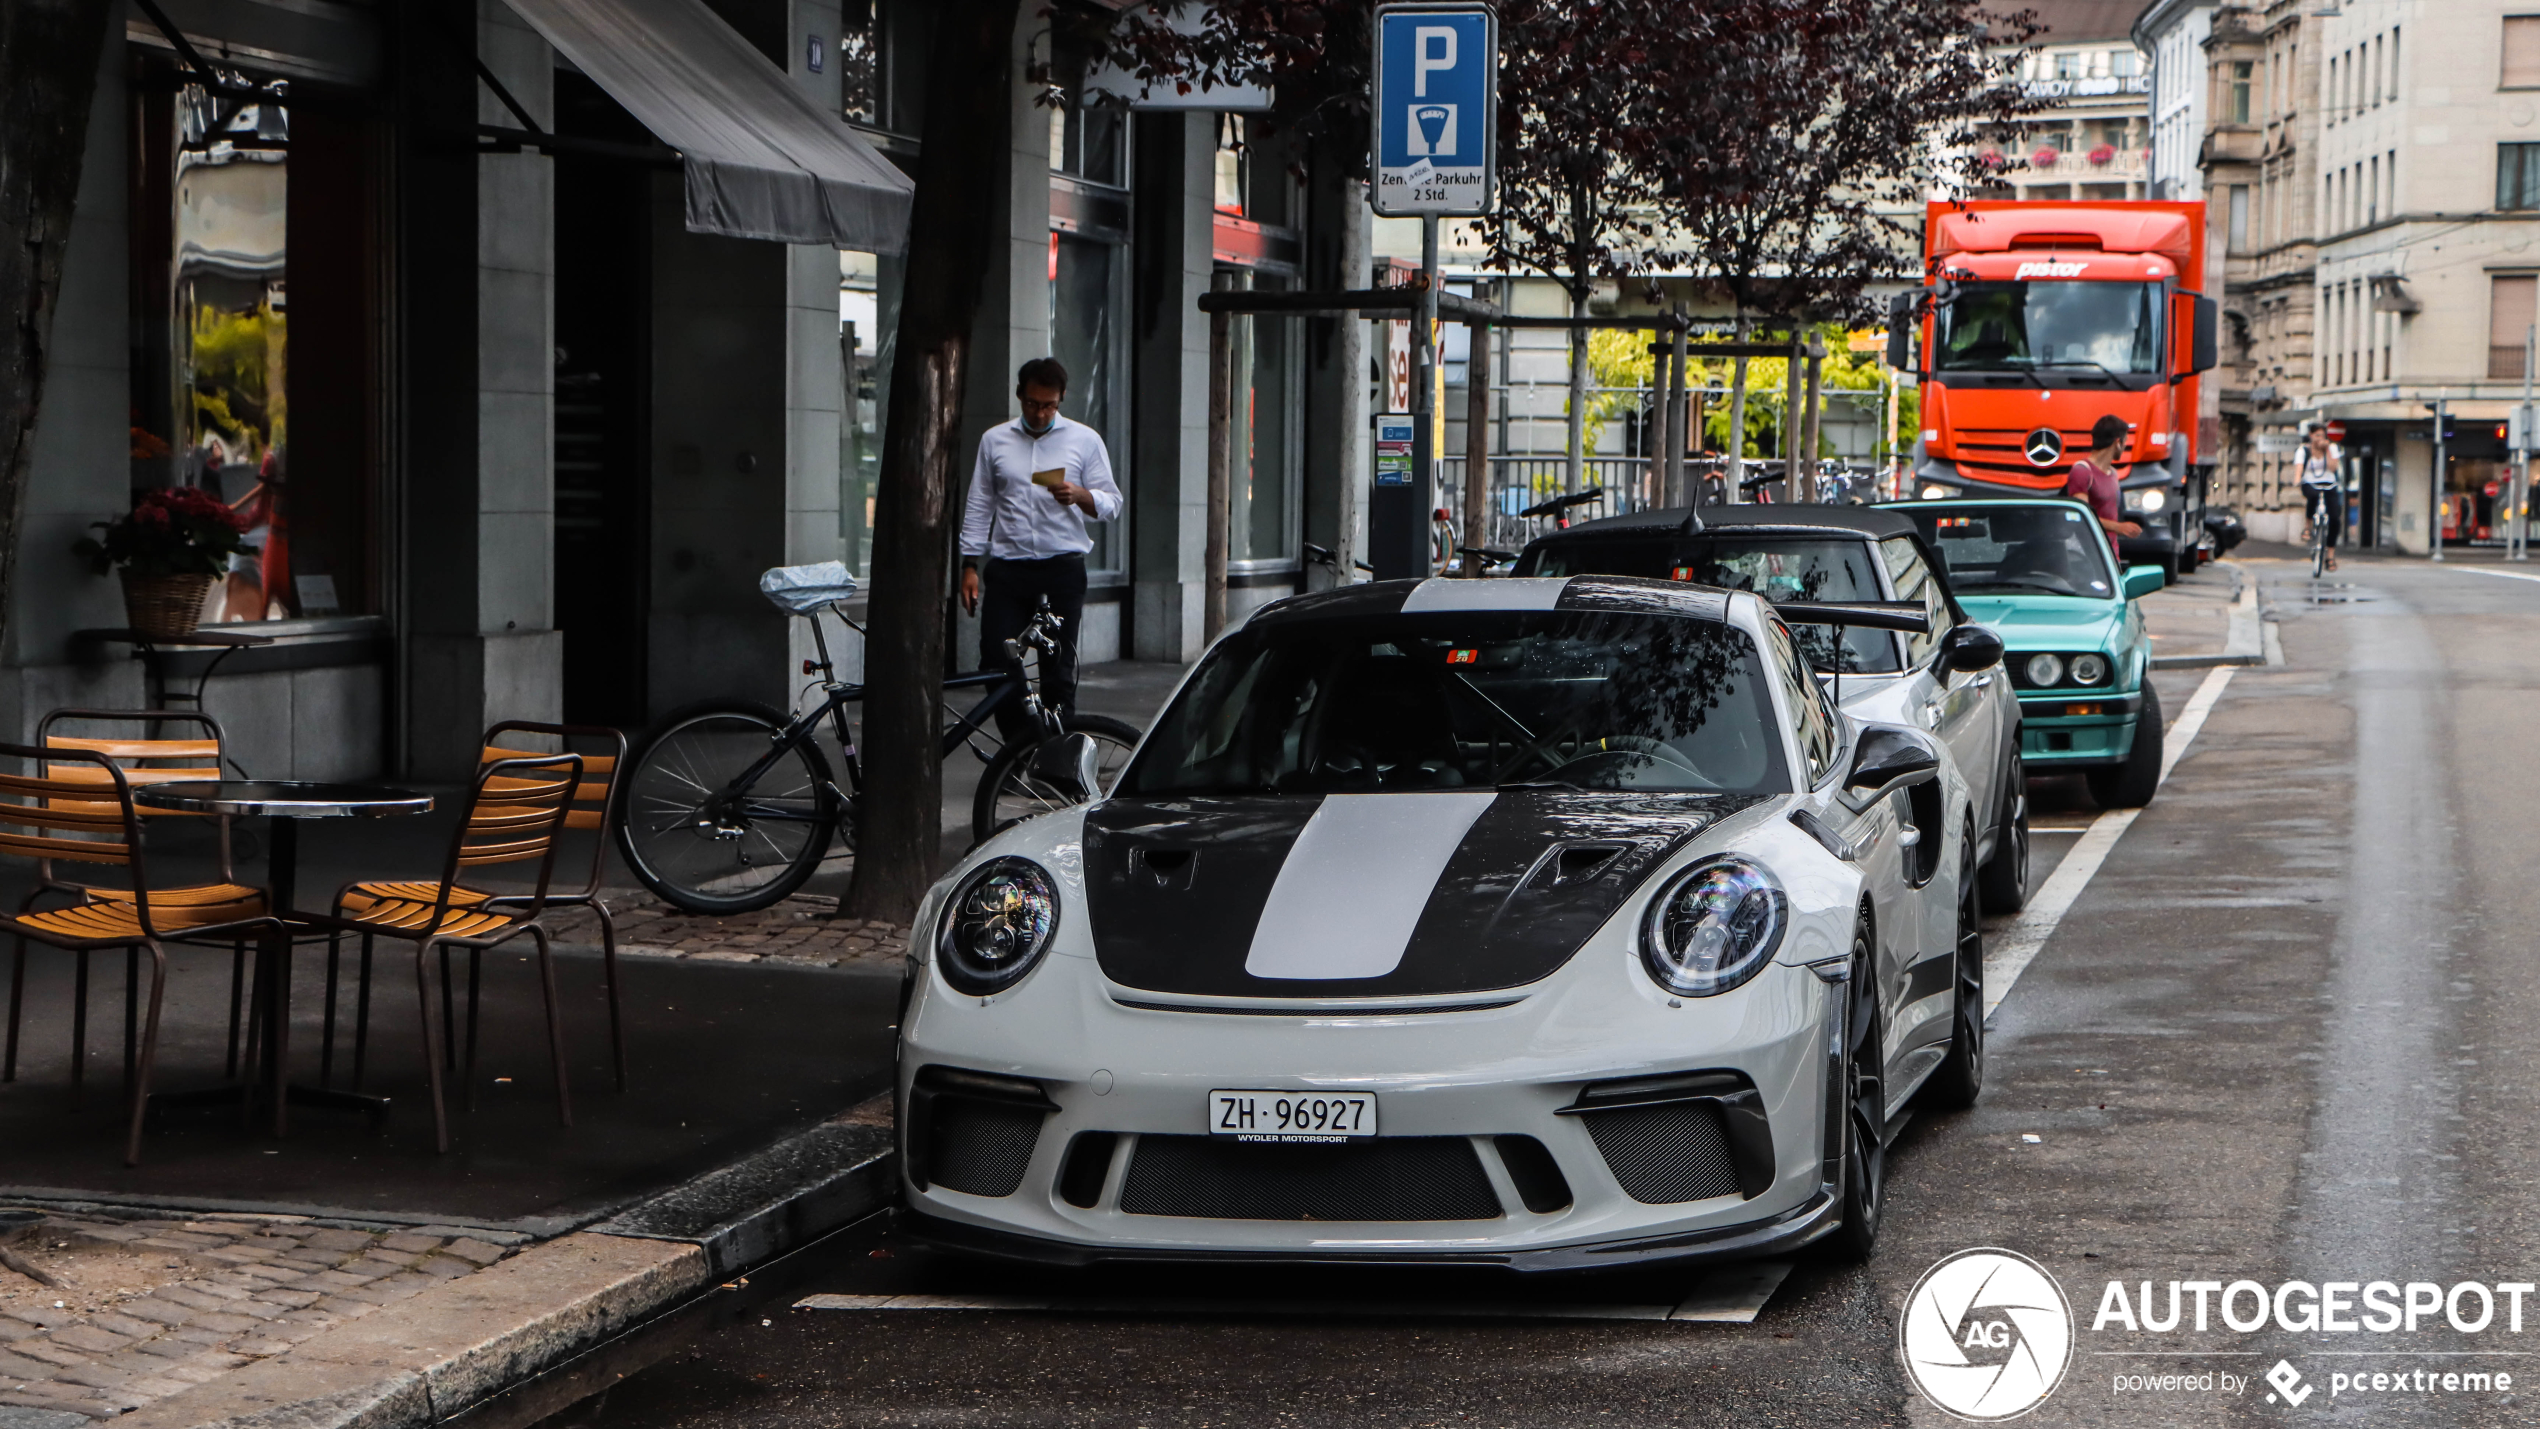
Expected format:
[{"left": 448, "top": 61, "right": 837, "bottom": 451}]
[
  {"left": 1483, "top": 0, "right": 1668, "bottom": 494},
  {"left": 843, "top": 0, "right": 1028, "bottom": 921},
  {"left": 1639, "top": 0, "right": 2039, "bottom": 496},
  {"left": 0, "top": 0, "right": 118, "bottom": 654}
]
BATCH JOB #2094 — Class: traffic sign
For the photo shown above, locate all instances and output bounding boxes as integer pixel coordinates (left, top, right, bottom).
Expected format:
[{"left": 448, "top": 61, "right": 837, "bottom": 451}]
[
  {"left": 2322, "top": 420, "right": 2346, "bottom": 442},
  {"left": 1372, "top": 5, "right": 1496, "bottom": 216}
]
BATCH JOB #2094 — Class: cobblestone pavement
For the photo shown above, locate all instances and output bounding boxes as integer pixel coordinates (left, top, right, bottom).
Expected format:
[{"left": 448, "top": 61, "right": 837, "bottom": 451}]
[
  {"left": 542, "top": 892, "right": 910, "bottom": 971},
  {"left": 0, "top": 1212, "right": 519, "bottom": 1421}
]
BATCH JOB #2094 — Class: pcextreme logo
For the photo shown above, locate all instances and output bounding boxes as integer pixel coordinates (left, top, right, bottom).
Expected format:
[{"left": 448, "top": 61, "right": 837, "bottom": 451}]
[
  {"left": 2013, "top": 260, "right": 2087, "bottom": 280},
  {"left": 1901, "top": 1248, "right": 2075, "bottom": 1420}
]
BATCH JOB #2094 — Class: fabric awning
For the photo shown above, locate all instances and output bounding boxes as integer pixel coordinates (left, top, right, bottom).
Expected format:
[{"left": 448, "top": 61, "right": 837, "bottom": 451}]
[{"left": 504, "top": 0, "right": 912, "bottom": 251}]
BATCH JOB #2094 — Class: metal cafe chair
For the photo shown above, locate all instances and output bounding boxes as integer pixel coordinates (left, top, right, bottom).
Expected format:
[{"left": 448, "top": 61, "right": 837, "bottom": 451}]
[
  {"left": 2, "top": 710, "right": 266, "bottom": 1103},
  {"left": 309, "top": 751, "right": 584, "bottom": 1153},
  {"left": 319, "top": 723, "right": 628, "bottom": 1097},
  {"left": 0, "top": 741, "right": 280, "bottom": 1163}
]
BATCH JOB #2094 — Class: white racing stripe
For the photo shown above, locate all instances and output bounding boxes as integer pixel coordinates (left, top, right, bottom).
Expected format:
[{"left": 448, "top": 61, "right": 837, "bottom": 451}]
[
  {"left": 1244, "top": 791, "right": 1496, "bottom": 980},
  {"left": 1983, "top": 664, "right": 2236, "bottom": 1016}
]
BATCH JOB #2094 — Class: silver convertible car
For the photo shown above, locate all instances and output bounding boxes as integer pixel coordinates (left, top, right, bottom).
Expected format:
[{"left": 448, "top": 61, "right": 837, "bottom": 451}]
[{"left": 897, "top": 575, "right": 1989, "bottom": 1272}]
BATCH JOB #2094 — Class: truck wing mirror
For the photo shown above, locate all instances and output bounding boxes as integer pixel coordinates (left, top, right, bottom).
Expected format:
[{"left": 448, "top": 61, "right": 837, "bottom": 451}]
[
  {"left": 1886, "top": 293, "right": 1915, "bottom": 371},
  {"left": 2192, "top": 294, "right": 2220, "bottom": 375}
]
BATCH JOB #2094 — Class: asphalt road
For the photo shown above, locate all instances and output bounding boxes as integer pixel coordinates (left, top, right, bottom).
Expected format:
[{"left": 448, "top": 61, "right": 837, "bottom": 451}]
[{"left": 586, "top": 555, "right": 2540, "bottom": 1428}]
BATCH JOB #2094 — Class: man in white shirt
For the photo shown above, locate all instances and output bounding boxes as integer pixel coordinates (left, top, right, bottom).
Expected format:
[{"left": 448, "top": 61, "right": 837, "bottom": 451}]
[{"left": 959, "top": 357, "right": 1123, "bottom": 739}]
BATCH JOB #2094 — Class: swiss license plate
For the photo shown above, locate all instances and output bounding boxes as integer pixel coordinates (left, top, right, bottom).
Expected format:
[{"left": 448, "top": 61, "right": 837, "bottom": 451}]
[{"left": 1208, "top": 1089, "right": 1377, "bottom": 1143}]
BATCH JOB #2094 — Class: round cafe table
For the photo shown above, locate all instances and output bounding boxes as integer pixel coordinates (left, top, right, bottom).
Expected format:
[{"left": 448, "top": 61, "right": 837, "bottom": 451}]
[{"left": 134, "top": 780, "right": 434, "bottom": 1134}]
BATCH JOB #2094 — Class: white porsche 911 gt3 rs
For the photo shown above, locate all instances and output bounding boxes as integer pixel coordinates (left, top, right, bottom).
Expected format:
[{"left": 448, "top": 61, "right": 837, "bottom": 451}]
[{"left": 896, "top": 574, "right": 1989, "bottom": 1272}]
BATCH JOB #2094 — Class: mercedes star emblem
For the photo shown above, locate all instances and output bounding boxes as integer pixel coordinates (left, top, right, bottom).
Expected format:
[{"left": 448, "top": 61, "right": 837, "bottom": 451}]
[{"left": 2024, "top": 427, "right": 2065, "bottom": 466}]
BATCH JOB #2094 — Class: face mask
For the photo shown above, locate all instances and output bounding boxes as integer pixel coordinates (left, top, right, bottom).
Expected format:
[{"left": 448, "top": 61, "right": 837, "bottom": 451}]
[{"left": 1023, "top": 413, "right": 1053, "bottom": 436}]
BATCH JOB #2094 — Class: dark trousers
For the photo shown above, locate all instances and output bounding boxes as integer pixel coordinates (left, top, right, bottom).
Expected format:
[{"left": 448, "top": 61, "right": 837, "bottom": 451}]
[{"left": 978, "top": 554, "right": 1087, "bottom": 742}]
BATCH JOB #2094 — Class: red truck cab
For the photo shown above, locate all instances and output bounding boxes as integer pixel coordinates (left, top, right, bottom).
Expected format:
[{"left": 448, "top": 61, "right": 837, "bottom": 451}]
[{"left": 1890, "top": 201, "right": 2221, "bottom": 581}]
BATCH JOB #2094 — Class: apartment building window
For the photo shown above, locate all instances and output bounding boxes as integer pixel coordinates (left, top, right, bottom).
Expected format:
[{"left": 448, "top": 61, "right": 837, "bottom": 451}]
[
  {"left": 2494, "top": 276, "right": 2538, "bottom": 379},
  {"left": 2505, "top": 16, "right": 2540, "bottom": 89},
  {"left": 2112, "top": 50, "right": 2140, "bottom": 79},
  {"left": 2389, "top": 28, "right": 2400, "bottom": 102},
  {"left": 2056, "top": 51, "right": 2082, "bottom": 80},
  {"left": 2230, "top": 61, "right": 2253, "bottom": 123},
  {"left": 2228, "top": 185, "right": 2250, "bottom": 250},
  {"left": 2367, "top": 156, "right": 2379, "bottom": 224},
  {"left": 2501, "top": 144, "right": 2540, "bottom": 210}
]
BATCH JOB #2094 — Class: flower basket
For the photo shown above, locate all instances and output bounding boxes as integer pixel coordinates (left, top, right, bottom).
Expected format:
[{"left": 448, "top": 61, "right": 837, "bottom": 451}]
[
  {"left": 2031, "top": 146, "right": 2062, "bottom": 169},
  {"left": 2087, "top": 144, "right": 2117, "bottom": 167},
  {"left": 120, "top": 570, "right": 217, "bottom": 640}
]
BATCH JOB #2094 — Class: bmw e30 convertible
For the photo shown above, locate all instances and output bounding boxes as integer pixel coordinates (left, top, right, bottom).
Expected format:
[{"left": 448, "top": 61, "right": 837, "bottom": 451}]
[{"left": 897, "top": 575, "right": 1987, "bottom": 1272}]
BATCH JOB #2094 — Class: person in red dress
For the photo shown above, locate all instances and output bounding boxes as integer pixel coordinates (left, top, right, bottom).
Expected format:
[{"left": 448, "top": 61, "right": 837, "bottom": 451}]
[{"left": 2063, "top": 414, "right": 2141, "bottom": 560}]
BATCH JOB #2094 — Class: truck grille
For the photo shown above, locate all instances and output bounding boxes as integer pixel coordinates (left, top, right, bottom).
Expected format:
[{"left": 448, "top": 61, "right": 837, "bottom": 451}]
[
  {"left": 1118, "top": 1135, "right": 1504, "bottom": 1221},
  {"left": 1581, "top": 1101, "right": 1744, "bottom": 1204}
]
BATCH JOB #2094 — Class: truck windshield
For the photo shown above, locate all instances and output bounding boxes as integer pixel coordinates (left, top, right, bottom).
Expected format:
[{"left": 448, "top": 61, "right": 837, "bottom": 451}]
[{"left": 1935, "top": 280, "right": 2163, "bottom": 375}]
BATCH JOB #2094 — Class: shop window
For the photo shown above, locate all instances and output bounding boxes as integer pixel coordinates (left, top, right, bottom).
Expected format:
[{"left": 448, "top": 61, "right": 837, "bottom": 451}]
[
  {"left": 1050, "top": 231, "right": 1130, "bottom": 574},
  {"left": 2491, "top": 275, "right": 2536, "bottom": 380},
  {"left": 2499, "top": 143, "right": 2540, "bottom": 211},
  {"left": 2504, "top": 16, "right": 2540, "bottom": 89},
  {"left": 838, "top": 249, "right": 902, "bottom": 579},
  {"left": 1225, "top": 277, "right": 1298, "bottom": 566},
  {"left": 131, "top": 64, "right": 375, "bottom": 621}
]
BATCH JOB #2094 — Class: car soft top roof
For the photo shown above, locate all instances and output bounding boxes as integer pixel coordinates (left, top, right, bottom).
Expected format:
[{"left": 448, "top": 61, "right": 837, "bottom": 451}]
[
  {"left": 1540, "top": 503, "right": 1923, "bottom": 543},
  {"left": 1247, "top": 575, "right": 1737, "bottom": 630}
]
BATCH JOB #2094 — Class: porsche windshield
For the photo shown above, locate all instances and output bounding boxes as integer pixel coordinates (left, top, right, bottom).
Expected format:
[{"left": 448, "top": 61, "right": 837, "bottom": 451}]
[
  {"left": 1935, "top": 280, "right": 2163, "bottom": 375},
  {"left": 1120, "top": 611, "right": 1790, "bottom": 797},
  {"left": 1903, "top": 504, "right": 2117, "bottom": 599},
  {"left": 1514, "top": 535, "right": 1901, "bottom": 674}
]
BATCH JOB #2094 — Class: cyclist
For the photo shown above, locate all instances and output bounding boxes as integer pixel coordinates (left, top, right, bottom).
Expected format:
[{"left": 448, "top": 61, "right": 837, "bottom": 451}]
[
  {"left": 2298, "top": 423, "right": 2341, "bottom": 572},
  {"left": 959, "top": 357, "right": 1122, "bottom": 740}
]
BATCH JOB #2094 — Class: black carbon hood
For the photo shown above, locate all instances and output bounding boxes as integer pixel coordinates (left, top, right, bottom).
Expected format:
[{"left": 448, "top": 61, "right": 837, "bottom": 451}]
[{"left": 1082, "top": 790, "right": 1762, "bottom": 998}]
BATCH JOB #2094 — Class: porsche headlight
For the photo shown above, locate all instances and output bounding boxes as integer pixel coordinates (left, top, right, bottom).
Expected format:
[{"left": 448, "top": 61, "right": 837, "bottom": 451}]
[
  {"left": 936, "top": 857, "right": 1059, "bottom": 995},
  {"left": 2023, "top": 652, "right": 2065, "bottom": 687},
  {"left": 2069, "top": 652, "right": 2110, "bottom": 685},
  {"left": 1641, "top": 857, "right": 1788, "bottom": 998}
]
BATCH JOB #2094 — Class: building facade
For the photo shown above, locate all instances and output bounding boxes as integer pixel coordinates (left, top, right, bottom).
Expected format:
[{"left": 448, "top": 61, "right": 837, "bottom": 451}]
[
  {"left": 1983, "top": 0, "right": 2154, "bottom": 203},
  {"left": 20, "top": 0, "right": 1362, "bottom": 778},
  {"left": 2135, "top": 0, "right": 2218, "bottom": 202}
]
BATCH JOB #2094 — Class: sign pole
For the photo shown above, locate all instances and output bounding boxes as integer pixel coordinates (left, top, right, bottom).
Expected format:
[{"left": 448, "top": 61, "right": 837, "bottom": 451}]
[
  {"left": 2520, "top": 326, "right": 2535, "bottom": 561},
  {"left": 1413, "top": 214, "right": 1440, "bottom": 574},
  {"left": 2431, "top": 396, "right": 2446, "bottom": 563}
]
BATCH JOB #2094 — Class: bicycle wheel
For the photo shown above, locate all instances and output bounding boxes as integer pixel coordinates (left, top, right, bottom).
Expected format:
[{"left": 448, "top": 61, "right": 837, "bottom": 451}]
[
  {"left": 971, "top": 713, "right": 1142, "bottom": 845},
  {"left": 619, "top": 701, "right": 841, "bottom": 914},
  {"left": 2311, "top": 531, "right": 2329, "bottom": 579}
]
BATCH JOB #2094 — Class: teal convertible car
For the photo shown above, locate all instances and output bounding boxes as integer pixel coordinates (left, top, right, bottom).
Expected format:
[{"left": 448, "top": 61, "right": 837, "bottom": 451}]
[{"left": 1893, "top": 499, "right": 2167, "bottom": 809}]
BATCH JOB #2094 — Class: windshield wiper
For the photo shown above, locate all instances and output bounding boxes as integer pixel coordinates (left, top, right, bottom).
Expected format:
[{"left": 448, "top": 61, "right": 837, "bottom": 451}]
[
  {"left": 1498, "top": 779, "right": 1589, "bottom": 792},
  {"left": 2035, "top": 359, "right": 2131, "bottom": 385}
]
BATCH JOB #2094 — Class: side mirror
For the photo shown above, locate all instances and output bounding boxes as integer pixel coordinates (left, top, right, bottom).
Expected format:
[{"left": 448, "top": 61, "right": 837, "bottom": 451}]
[
  {"left": 2180, "top": 292, "right": 2218, "bottom": 376},
  {"left": 2122, "top": 565, "right": 2165, "bottom": 601},
  {"left": 1937, "top": 623, "right": 2003, "bottom": 675},
  {"left": 1846, "top": 725, "right": 1942, "bottom": 798},
  {"left": 1029, "top": 733, "right": 1103, "bottom": 804},
  {"left": 1885, "top": 293, "right": 1915, "bottom": 371}
]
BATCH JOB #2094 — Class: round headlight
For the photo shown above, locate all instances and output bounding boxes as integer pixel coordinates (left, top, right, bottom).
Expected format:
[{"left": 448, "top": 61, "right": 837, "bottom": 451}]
[
  {"left": 2135, "top": 486, "right": 2168, "bottom": 513},
  {"left": 2024, "top": 652, "right": 2065, "bottom": 687},
  {"left": 1641, "top": 857, "right": 1788, "bottom": 998},
  {"left": 1920, "top": 484, "right": 1954, "bottom": 501},
  {"left": 936, "top": 857, "right": 1059, "bottom": 995},
  {"left": 2069, "top": 652, "right": 2110, "bottom": 685}
]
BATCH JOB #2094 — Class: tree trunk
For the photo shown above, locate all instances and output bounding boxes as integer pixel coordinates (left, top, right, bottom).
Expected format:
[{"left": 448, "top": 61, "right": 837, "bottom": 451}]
[
  {"left": 1725, "top": 314, "right": 1750, "bottom": 501},
  {"left": 1782, "top": 332, "right": 1803, "bottom": 496},
  {"left": 0, "top": 0, "right": 115, "bottom": 650},
  {"left": 1564, "top": 287, "right": 1587, "bottom": 495},
  {"left": 1800, "top": 344, "right": 1824, "bottom": 500},
  {"left": 842, "top": 0, "right": 1024, "bottom": 923}
]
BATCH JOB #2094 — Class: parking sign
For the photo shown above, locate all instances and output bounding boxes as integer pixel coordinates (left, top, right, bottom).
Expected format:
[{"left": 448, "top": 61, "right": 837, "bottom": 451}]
[{"left": 1372, "top": 5, "right": 1495, "bottom": 217}]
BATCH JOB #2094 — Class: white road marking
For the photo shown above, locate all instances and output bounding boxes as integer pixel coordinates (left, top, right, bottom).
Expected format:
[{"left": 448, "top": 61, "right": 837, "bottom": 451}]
[
  {"left": 1984, "top": 664, "right": 2237, "bottom": 1016},
  {"left": 2452, "top": 565, "right": 2540, "bottom": 585}
]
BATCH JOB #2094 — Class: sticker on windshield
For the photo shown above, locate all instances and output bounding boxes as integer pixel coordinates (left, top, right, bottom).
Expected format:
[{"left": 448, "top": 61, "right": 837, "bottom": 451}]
[
  {"left": 1446, "top": 648, "right": 1478, "bottom": 665},
  {"left": 1671, "top": 565, "right": 1696, "bottom": 581}
]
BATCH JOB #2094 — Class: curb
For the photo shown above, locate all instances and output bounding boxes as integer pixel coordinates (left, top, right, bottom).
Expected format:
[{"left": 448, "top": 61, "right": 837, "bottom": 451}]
[
  {"left": 108, "top": 1125, "right": 894, "bottom": 1428},
  {"left": 2150, "top": 561, "right": 2271, "bottom": 669}
]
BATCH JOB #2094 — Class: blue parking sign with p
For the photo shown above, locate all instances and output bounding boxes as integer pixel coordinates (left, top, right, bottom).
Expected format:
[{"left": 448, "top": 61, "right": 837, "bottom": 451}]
[{"left": 1373, "top": 6, "right": 1495, "bottom": 217}]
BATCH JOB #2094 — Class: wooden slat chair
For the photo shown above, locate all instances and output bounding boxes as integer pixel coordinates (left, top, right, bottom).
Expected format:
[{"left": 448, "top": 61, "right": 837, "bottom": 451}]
[
  {"left": 0, "top": 741, "right": 278, "bottom": 1163},
  {"left": 320, "top": 723, "right": 627, "bottom": 1095},
  {"left": 2, "top": 710, "right": 264, "bottom": 1100},
  {"left": 312, "top": 751, "right": 583, "bottom": 1153}
]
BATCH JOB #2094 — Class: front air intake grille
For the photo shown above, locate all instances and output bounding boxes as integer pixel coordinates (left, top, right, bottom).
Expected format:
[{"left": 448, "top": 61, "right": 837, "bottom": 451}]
[
  {"left": 1118, "top": 1136, "right": 1503, "bottom": 1221},
  {"left": 1581, "top": 1101, "right": 1743, "bottom": 1204},
  {"left": 929, "top": 1100, "right": 1045, "bottom": 1198}
]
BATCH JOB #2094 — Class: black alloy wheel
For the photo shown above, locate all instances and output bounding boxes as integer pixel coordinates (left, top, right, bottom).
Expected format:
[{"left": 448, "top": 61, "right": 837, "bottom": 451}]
[
  {"left": 1927, "top": 839, "right": 1987, "bottom": 1110},
  {"left": 1828, "top": 921, "right": 1887, "bottom": 1261},
  {"left": 1976, "top": 749, "right": 2030, "bottom": 914}
]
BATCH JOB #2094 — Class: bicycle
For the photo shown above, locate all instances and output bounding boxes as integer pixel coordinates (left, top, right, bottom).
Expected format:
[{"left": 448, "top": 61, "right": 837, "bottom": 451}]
[
  {"left": 615, "top": 564, "right": 1141, "bottom": 914},
  {"left": 1517, "top": 487, "right": 1605, "bottom": 540},
  {"left": 2303, "top": 485, "right": 2338, "bottom": 578}
]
